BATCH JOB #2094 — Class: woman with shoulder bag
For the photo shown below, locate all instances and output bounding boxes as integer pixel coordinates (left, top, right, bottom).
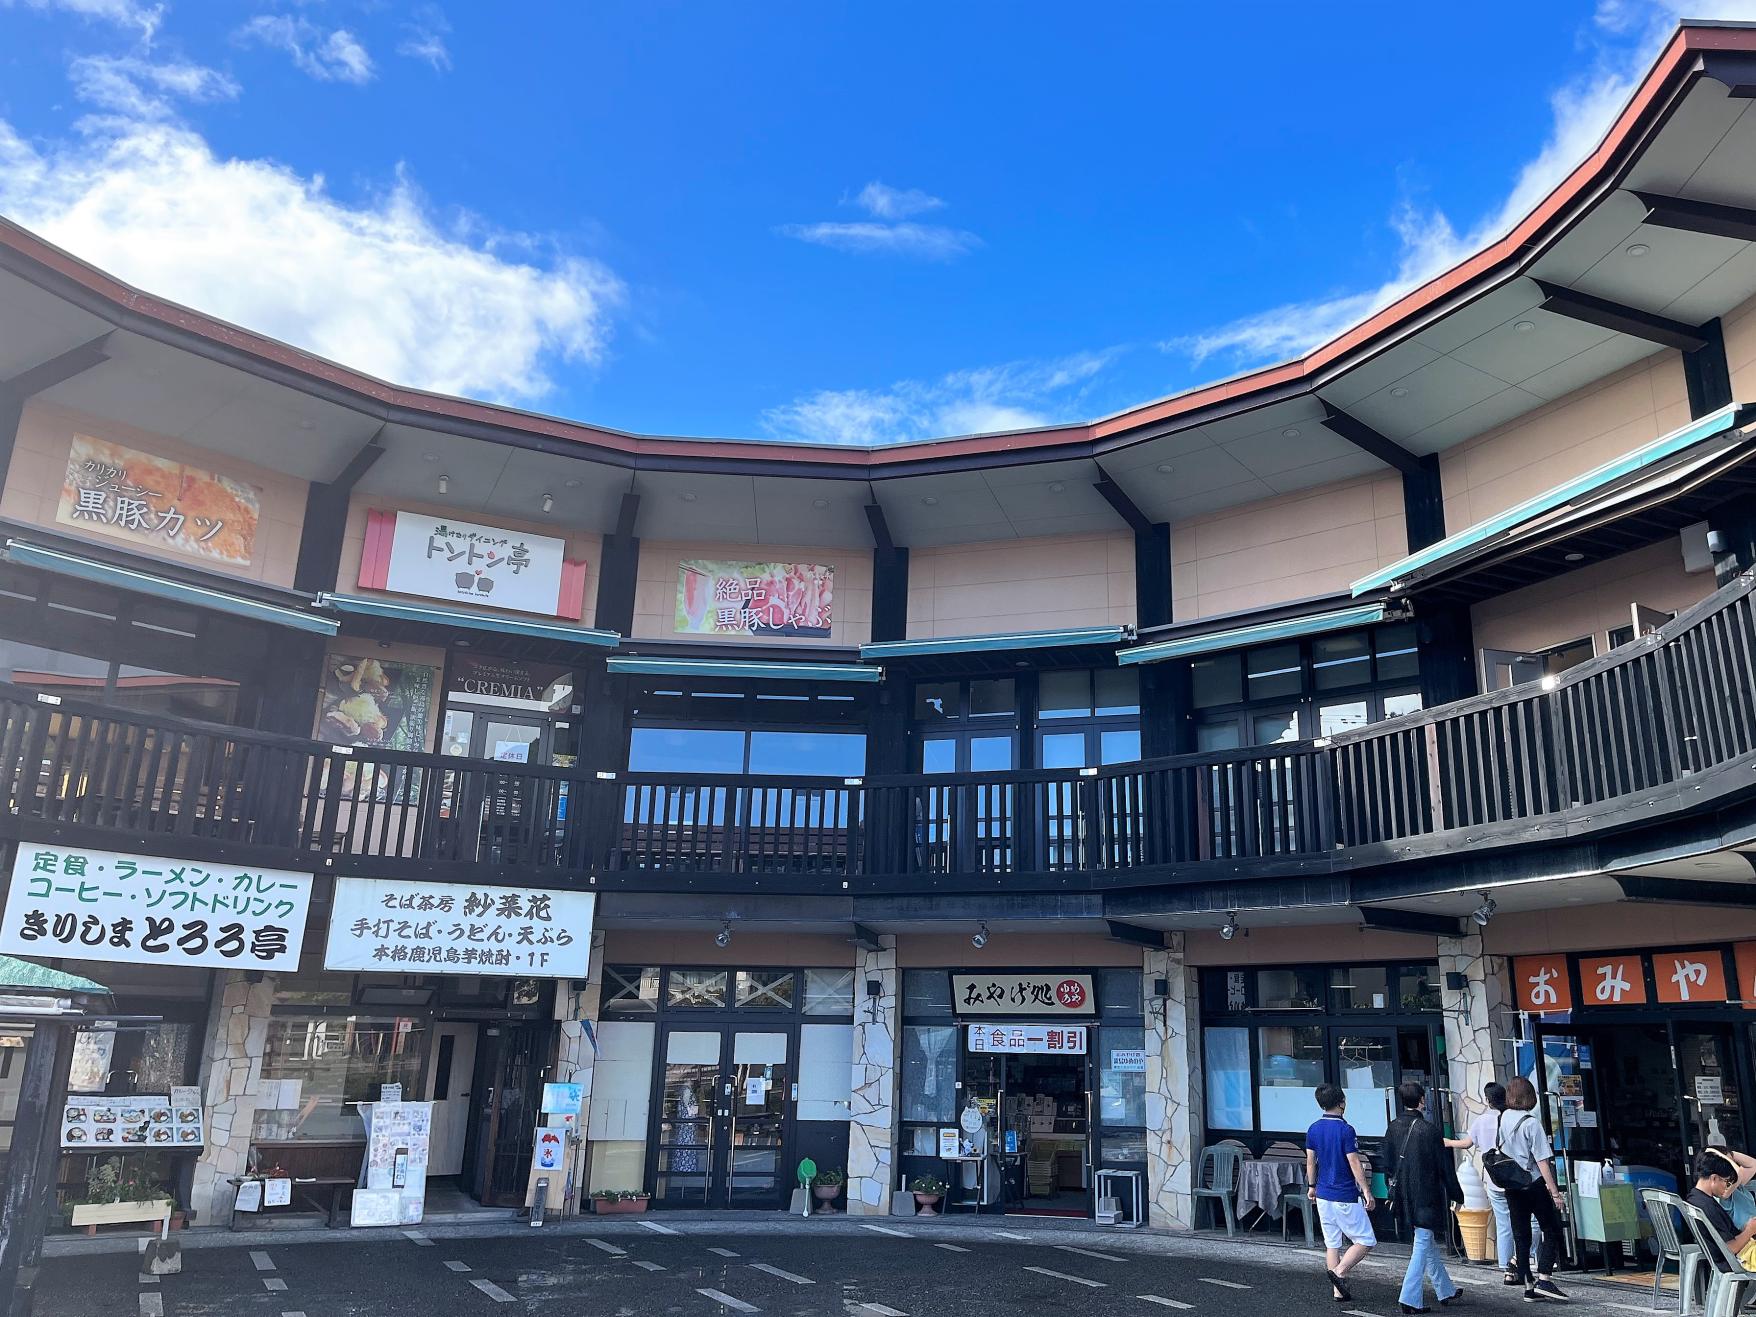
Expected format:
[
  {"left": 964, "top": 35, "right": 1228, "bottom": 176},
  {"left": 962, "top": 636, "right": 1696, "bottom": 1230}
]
[{"left": 1493, "top": 1078, "right": 1569, "bottom": 1303}]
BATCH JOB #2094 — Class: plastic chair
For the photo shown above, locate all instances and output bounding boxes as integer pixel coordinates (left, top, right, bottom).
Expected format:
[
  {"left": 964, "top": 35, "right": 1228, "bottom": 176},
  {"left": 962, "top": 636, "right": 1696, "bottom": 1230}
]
[
  {"left": 1642, "top": 1188, "right": 1706, "bottom": 1315},
  {"left": 1677, "top": 1200, "right": 1756, "bottom": 1317},
  {"left": 1193, "top": 1144, "right": 1243, "bottom": 1236},
  {"left": 1281, "top": 1188, "right": 1318, "bottom": 1246}
]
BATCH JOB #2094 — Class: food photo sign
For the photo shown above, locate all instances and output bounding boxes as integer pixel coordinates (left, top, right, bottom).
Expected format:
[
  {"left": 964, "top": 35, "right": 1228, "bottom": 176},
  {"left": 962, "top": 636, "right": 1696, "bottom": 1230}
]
[
  {"left": 62, "top": 1087, "right": 204, "bottom": 1150},
  {"left": 675, "top": 560, "right": 834, "bottom": 639}
]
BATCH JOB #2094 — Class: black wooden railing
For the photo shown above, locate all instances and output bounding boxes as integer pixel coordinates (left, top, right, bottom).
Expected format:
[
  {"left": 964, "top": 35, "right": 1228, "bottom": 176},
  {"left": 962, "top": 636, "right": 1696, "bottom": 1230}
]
[{"left": 6, "top": 570, "right": 1756, "bottom": 890}]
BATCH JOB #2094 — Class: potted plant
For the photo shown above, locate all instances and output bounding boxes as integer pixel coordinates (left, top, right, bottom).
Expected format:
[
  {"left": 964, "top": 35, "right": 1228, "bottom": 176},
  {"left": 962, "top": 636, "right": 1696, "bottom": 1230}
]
[
  {"left": 68, "top": 1156, "right": 178, "bottom": 1234},
  {"left": 908, "top": 1175, "right": 947, "bottom": 1216},
  {"left": 590, "top": 1188, "right": 652, "bottom": 1215},
  {"left": 812, "top": 1168, "right": 845, "bottom": 1208}
]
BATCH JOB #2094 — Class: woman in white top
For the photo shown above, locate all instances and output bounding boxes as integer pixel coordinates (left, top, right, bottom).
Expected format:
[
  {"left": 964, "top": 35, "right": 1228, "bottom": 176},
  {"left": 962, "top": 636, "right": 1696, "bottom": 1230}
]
[
  {"left": 1498, "top": 1077, "right": 1569, "bottom": 1303},
  {"left": 1445, "top": 1081, "right": 1515, "bottom": 1284}
]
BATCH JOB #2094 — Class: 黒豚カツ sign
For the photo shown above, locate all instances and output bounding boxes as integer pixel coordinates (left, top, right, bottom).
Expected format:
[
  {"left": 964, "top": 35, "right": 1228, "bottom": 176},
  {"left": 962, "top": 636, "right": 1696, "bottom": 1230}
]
[
  {"left": 950, "top": 972, "right": 1096, "bottom": 1016},
  {"left": 324, "top": 877, "right": 593, "bottom": 977},
  {"left": 0, "top": 844, "right": 310, "bottom": 971}
]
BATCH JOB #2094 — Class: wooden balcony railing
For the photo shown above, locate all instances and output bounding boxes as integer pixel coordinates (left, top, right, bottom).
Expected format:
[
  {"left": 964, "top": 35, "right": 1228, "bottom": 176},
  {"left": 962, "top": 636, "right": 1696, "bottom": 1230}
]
[{"left": 5, "top": 569, "right": 1756, "bottom": 893}]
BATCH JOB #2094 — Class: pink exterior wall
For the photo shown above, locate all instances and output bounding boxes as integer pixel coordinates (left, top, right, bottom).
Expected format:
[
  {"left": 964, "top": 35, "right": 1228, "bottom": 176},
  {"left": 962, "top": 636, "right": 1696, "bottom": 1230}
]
[
  {"left": 1485, "top": 900, "right": 1756, "bottom": 957},
  {"left": 906, "top": 531, "right": 1136, "bottom": 639}
]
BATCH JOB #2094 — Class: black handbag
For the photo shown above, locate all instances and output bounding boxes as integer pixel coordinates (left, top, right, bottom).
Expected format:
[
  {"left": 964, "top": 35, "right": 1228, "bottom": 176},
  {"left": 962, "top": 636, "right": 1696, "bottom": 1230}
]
[
  {"left": 1384, "top": 1118, "right": 1420, "bottom": 1209},
  {"left": 1482, "top": 1111, "right": 1537, "bottom": 1192}
]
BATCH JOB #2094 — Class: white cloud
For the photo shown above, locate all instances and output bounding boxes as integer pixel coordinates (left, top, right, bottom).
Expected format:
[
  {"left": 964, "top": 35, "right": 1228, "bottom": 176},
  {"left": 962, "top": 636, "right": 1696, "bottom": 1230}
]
[
  {"left": 1164, "top": 0, "right": 1756, "bottom": 369},
  {"left": 397, "top": 7, "right": 452, "bottom": 72},
  {"left": 853, "top": 181, "right": 944, "bottom": 220},
  {"left": 236, "top": 15, "right": 375, "bottom": 84},
  {"left": 761, "top": 352, "right": 1115, "bottom": 445},
  {"left": 0, "top": 119, "right": 624, "bottom": 402},
  {"left": 776, "top": 219, "right": 979, "bottom": 261},
  {"left": 1, "top": 0, "right": 162, "bottom": 40},
  {"left": 69, "top": 54, "right": 239, "bottom": 119}
]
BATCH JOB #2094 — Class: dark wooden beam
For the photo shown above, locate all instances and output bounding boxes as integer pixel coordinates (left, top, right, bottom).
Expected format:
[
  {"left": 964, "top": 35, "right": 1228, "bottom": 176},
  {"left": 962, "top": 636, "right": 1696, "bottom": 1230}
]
[
  {"left": 2, "top": 332, "right": 112, "bottom": 399},
  {"left": 1534, "top": 279, "right": 1708, "bottom": 353},
  {"left": 1684, "top": 316, "right": 1733, "bottom": 417},
  {"left": 1093, "top": 468, "right": 1154, "bottom": 535},
  {"left": 1357, "top": 906, "right": 1464, "bottom": 936},
  {"left": 1634, "top": 190, "right": 1756, "bottom": 245},
  {"left": 852, "top": 923, "right": 884, "bottom": 952},
  {"left": 864, "top": 501, "right": 895, "bottom": 553},
  {"left": 1403, "top": 452, "right": 1446, "bottom": 553},
  {"left": 1613, "top": 875, "right": 1756, "bottom": 908},
  {"left": 292, "top": 429, "right": 384, "bottom": 594},
  {"left": 613, "top": 490, "right": 641, "bottom": 541},
  {"left": 1105, "top": 919, "right": 1167, "bottom": 948},
  {"left": 1318, "top": 402, "right": 1424, "bottom": 477}
]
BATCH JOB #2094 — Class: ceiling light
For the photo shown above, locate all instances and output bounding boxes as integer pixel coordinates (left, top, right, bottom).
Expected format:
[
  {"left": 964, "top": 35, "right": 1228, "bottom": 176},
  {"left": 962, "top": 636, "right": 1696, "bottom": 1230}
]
[
  {"left": 541, "top": 493, "right": 554, "bottom": 513},
  {"left": 1281, "top": 428, "right": 1300, "bottom": 439},
  {"left": 1626, "top": 243, "right": 1650, "bottom": 258},
  {"left": 922, "top": 496, "right": 939, "bottom": 507},
  {"left": 1219, "top": 913, "right": 1241, "bottom": 942},
  {"left": 1513, "top": 321, "right": 1536, "bottom": 334},
  {"left": 1563, "top": 551, "right": 1584, "bottom": 562},
  {"left": 422, "top": 453, "right": 439, "bottom": 462},
  {"left": 1390, "top": 387, "right": 1409, "bottom": 398},
  {"left": 715, "top": 922, "right": 732, "bottom": 949},
  {"left": 454, "top": 638, "right": 471, "bottom": 648},
  {"left": 1471, "top": 894, "right": 1498, "bottom": 928},
  {"left": 438, "top": 473, "right": 449, "bottom": 495},
  {"left": 1048, "top": 482, "right": 1065, "bottom": 493},
  {"left": 298, "top": 420, "right": 315, "bottom": 431},
  {"left": 681, "top": 492, "right": 698, "bottom": 503},
  {"left": 971, "top": 922, "right": 989, "bottom": 950},
  {"left": 564, "top": 478, "right": 582, "bottom": 488},
  {"left": 812, "top": 497, "right": 829, "bottom": 509},
  {"left": 1156, "top": 463, "right": 1174, "bottom": 474}
]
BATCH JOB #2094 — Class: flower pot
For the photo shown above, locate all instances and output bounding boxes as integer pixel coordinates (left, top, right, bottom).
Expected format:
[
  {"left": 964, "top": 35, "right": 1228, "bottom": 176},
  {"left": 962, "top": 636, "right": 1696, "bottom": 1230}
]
[
  {"left": 593, "top": 1197, "right": 650, "bottom": 1215},
  {"left": 812, "top": 1185, "right": 841, "bottom": 1210},
  {"left": 912, "top": 1192, "right": 944, "bottom": 1217}
]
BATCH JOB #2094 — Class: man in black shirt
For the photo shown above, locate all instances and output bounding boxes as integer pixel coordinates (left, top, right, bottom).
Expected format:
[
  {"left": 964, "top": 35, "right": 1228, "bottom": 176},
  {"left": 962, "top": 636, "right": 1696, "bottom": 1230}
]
[{"left": 1686, "top": 1149, "right": 1756, "bottom": 1254}]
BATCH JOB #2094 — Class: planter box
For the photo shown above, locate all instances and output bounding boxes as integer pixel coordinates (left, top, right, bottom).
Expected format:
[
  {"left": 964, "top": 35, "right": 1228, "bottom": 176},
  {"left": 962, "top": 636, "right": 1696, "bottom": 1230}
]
[
  {"left": 69, "top": 1200, "right": 173, "bottom": 1234},
  {"left": 592, "top": 1197, "right": 650, "bottom": 1215}
]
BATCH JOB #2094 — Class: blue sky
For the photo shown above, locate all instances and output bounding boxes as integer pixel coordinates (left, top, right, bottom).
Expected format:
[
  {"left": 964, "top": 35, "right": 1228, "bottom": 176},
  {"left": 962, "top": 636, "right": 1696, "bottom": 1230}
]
[{"left": 0, "top": 0, "right": 1741, "bottom": 443}]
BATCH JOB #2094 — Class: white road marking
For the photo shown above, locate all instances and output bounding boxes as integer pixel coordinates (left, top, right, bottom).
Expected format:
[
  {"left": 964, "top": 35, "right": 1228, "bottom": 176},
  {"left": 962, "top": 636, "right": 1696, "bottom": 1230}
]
[
  {"left": 139, "top": 1277, "right": 159, "bottom": 1286},
  {"left": 403, "top": 1230, "right": 433, "bottom": 1247},
  {"left": 263, "top": 1278, "right": 288, "bottom": 1292},
  {"left": 443, "top": 1260, "right": 472, "bottom": 1272},
  {"left": 993, "top": 1229, "right": 1030, "bottom": 1239},
  {"left": 470, "top": 1278, "right": 517, "bottom": 1303},
  {"left": 932, "top": 1243, "right": 970, "bottom": 1253},
  {"left": 1056, "top": 1244, "right": 1125, "bottom": 1262},
  {"left": 1344, "top": 1309, "right": 1380, "bottom": 1317},
  {"left": 282, "top": 1312, "right": 308, "bottom": 1317},
  {"left": 1196, "top": 1279, "right": 1250, "bottom": 1290},
  {"left": 1025, "top": 1266, "right": 1107, "bottom": 1288},
  {"left": 138, "top": 1295, "right": 163, "bottom": 1317},
  {"left": 708, "top": 1247, "right": 741, "bottom": 1257},
  {"left": 250, "top": 1250, "right": 276, "bottom": 1271},
  {"left": 858, "top": 1224, "right": 911, "bottom": 1238},
  {"left": 696, "top": 1287, "right": 760, "bottom": 1312},
  {"left": 1137, "top": 1298, "right": 1194, "bottom": 1310},
  {"left": 749, "top": 1262, "right": 814, "bottom": 1285},
  {"left": 639, "top": 1219, "right": 681, "bottom": 1234},
  {"left": 861, "top": 1306, "right": 909, "bottom": 1316},
  {"left": 632, "top": 1259, "right": 667, "bottom": 1272},
  {"left": 585, "top": 1236, "right": 627, "bottom": 1256}
]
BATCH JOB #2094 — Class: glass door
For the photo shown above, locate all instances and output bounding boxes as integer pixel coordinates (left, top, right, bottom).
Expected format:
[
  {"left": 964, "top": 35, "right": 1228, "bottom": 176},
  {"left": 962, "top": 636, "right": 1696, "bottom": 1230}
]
[
  {"left": 654, "top": 1030, "right": 720, "bottom": 1207},
  {"left": 1677, "top": 1024, "right": 1745, "bottom": 1169},
  {"left": 652, "top": 1027, "right": 794, "bottom": 1210},
  {"left": 724, "top": 1030, "right": 791, "bottom": 1209},
  {"left": 1329, "top": 1027, "right": 1397, "bottom": 1137}
]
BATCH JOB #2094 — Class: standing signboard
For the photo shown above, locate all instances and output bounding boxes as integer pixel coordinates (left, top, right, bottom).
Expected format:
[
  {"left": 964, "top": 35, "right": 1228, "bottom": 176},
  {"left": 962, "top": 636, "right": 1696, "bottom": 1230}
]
[{"left": 351, "top": 1101, "right": 433, "bottom": 1227}]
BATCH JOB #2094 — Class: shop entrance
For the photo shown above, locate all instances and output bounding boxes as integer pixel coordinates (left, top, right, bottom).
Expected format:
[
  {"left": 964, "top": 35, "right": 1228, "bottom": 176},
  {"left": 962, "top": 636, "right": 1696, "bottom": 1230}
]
[
  {"left": 962, "top": 1047, "right": 1092, "bottom": 1215},
  {"left": 650, "top": 1025, "right": 794, "bottom": 1210},
  {"left": 461, "top": 1022, "right": 548, "bottom": 1207}
]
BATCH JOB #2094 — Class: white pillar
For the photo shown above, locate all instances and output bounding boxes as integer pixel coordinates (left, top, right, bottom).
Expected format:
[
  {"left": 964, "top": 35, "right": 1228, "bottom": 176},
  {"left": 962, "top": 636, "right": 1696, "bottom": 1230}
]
[
  {"left": 847, "top": 935, "right": 898, "bottom": 1215},
  {"left": 556, "top": 930, "right": 606, "bottom": 1210},
  {"left": 190, "top": 970, "right": 277, "bottom": 1225},
  {"left": 1144, "top": 934, "right": 1200, "bottom": 1229},
  {"left": 1437, "top": 932, "right": 1513, "bottom": 1131}
]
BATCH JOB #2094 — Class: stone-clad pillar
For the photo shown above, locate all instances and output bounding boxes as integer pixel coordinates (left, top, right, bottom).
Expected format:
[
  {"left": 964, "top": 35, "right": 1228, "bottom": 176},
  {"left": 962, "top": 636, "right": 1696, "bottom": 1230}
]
[
  {"left": 847, "top": 936, "right": 898, "bottom": 1215},
  {"left": 1437, "top": 932, "right": 1513, "bottom": 1132},
  {"left": 555, "top": 930, "right": 606, "bottom": 1211},
  {"left": 190, "top": 970, "right": 278, "bottom": 1225},
  {"left": 1144, "top": 935, "right": 1200, "bottom": 1229}
]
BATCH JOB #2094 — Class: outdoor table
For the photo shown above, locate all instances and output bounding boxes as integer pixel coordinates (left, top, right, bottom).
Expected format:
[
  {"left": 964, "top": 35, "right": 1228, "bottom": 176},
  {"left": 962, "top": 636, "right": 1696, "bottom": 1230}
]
[{"left": 1236, "top": 1155, "right": 1306, "bottom": 1221}]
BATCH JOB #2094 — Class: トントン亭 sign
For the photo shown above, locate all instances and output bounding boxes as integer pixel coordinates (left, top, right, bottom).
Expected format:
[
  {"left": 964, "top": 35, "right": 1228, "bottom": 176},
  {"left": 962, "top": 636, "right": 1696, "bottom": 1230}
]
[
  {"left": 323, "top": 877, "right": 593, "bottom": 977},
  {"left": 0, "top": 844, "right": 311, "bottom": 972},
  {"left": 376, "top": 510, "right": 574, "bottom": 618},
  {"left": 950, "top": 972, "right": 1096, "bottom": 1016},
  {"left": 967, "top": 1024, "right": 1088, "bottom": 1055}
]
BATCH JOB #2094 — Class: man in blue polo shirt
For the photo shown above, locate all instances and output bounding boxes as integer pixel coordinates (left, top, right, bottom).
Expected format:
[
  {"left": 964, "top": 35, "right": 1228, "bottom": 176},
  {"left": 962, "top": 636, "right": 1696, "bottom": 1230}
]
[{"left": 1307, "top": 1083, "right": 1377, "bottom": 1302}]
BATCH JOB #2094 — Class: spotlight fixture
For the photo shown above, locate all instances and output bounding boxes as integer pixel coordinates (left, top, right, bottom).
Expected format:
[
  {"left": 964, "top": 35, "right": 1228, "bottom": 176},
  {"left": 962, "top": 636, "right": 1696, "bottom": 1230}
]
[
  {"left": 1390, "top": 386, "right": 1409, "bottom": 398},
  {"left": 971, "top": 922, "right": 989, "bottom": 950},
  {"left": 438, "top": 473, "right": 450, "bottom": 495},
  {"left": 1048, "top": 482, "right": 1065, "bottom": 493},
  {"left": 1219, "top": 912, "right": 1240, "bottom": 942},
  {"left": 1471, "top": 894, "right": 1498, "bottom": 927},
  {"left": 1563, "top": 552, "right": 1584, "bottom": 562},
  {"left": 922, "top": 495, "right": 940, "bottom": 507},
  {"left": 1156, "top": 463, "right": 1174, "bottom": 474},
  {"left": 714, "top": 922, "right": 732, "bottom": 949},
  {"left": 1281, "top": 428, "right": 1300, "bottom": 439},
  {"left": 1626, "top": 243, "right": 1650, "bottom": 258},
  {"left": 542, "top": 493, "right": 554, "bottom": 513},
  {"left": 1513, "top": 320, "right": 1536, "bottom": 334}
]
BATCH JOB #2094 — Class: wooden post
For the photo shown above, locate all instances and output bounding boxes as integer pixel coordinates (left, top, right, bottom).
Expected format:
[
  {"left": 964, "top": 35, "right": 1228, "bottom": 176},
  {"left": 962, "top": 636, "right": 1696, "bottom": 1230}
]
[{"left": 0, "top": 1018, "right": 72, "bottom": 1317}]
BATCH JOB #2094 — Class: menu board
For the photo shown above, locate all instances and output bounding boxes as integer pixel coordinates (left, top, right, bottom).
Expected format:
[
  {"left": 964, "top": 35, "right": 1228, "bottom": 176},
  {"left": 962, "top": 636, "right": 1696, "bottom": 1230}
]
[
  {"left": 61, "top": 1088, "right": 204, "bottom": 1149},
  {"left": 352, "top": 1100, "right": 432, "bottom": 1227}
]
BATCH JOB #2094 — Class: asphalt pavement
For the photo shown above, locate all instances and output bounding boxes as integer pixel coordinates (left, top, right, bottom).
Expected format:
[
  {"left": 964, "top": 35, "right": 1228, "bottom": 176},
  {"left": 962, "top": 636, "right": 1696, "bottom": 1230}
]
[{"left": 34, "top": 1215, "right": 1656, "bottom": 1317}]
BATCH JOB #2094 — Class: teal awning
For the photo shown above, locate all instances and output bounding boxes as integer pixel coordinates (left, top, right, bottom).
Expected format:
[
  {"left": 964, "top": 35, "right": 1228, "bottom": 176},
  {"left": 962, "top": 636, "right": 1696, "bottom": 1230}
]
[
  {"left": 0, "top": 954, "right": 108, "bottom": 995},
  {"left": 1116, "top": 602, "right": 1389, "bottom": 666},
  {"left": 4, "top": 538, "right": 337, "bottom": 635},
  {"left": 607, "top": 655, "right": 882, "bottom": 683},
  {"left": 860, "top": 625, "right": 1130, "bottom": 660},
  {"left": 1351, "top": 402, "right": 1743, "bottom": 596},
  {"left": 318, "top": 592, "right": 620, "bottom": 648}
]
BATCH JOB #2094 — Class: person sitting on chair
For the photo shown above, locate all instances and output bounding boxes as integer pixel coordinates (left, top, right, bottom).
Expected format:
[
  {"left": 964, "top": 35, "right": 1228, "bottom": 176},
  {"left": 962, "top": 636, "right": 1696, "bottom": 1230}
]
[{"left": 1688, "top": 1148, "right": 1756, "bottom": 1264}]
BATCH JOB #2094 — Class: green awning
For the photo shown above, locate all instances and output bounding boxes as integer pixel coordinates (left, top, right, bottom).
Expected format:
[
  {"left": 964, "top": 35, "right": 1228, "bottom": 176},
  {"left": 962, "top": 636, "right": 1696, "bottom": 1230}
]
[
  {"left": 0, "top": 955, "right": 108, "bottom": 995},
  {"left": 318, "top": 592, "right": 620, "bottom": 648},
  {"left": 860, "top": 625, "right": 1130, "bottom": 660},
  {"left": 607, "top": 655, "right": 882, "bottom": 683},
  {"left": 1351, "top": 401, "right": 1744, "bottom": 596},
  {"left": 4, "top": 539, "right": 337, "bottom": 635},
  {"left": 1116, "top": 602, "right": 1389, "bottom": 666}
]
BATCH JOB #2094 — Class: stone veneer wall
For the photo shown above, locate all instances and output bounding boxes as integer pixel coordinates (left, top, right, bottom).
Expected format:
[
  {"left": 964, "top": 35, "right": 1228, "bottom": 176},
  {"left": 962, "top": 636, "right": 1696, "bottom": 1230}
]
[
  {"left": 1437, "top": 932, "right": 1514, "bottom": 1132},
  {"left": 847, "top": 936, "right": 898, "bottom": 1215},
  {"left": 1144, "top": 937, "right": 1200, "bottom": 1229},
  {"left": 190, "top": 970, "right": 278, "bottom": 1224},
  {"left": 554, "top": 932, "right": 606, "bottom": 1211}
]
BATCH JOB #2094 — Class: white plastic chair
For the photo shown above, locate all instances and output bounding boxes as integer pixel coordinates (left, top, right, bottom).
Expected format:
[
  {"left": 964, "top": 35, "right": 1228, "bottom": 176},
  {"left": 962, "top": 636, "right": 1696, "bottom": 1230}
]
[
  {"left": 1677, "top": 1200, "right": 1756, "bottom": 1317},
  {"left": 1641, "top": 1188, "right": 1706, "bottom": 1314},
  {"left": 1193, "top": 1144, "right": 1242, "bottom": 1236}
]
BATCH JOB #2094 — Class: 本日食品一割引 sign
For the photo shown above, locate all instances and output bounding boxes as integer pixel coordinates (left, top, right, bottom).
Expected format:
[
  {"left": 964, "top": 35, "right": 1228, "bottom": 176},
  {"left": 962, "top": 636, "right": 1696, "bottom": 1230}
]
[
  {"left": 324, "top": 877, "right": 593, "bottom": 977},
  {"left": 675, "top": 560, "right": 833, "bottom": 638},
  {"left": 967, "top": 1024, "right": 1088, "bottom": 1055},
  {"left": 0, "top": 844, "right": 310, "bottom": 971},
  {"left": 950, "top": 972, "right": 1096, "bottom": 1016}
]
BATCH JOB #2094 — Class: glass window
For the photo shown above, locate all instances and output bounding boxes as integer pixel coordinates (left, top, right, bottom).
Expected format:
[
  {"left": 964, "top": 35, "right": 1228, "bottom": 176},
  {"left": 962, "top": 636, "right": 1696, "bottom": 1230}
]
[
  {"left": 968, "top": 679, "right": 1014, "bottom": 718},
  {"left": 440, "top": 708, "right": 474, "bottom": 757},
  {"left": 1098, "top": 1025, "right": 1146, "bottom": 1126},
  {"left": 665, "top": 970, "right": 728, "bottom": 1009},
  {"left": 1318, "top": 700, "right": 1369, "bottom": 737},
  {"left": 1191, "top": 655, "right": 1242, "bottom": 709},
  {"left": 1094, "top": 668, "right": 1140, "bottom": 717},
  {"left": 1257, "top": 1025, "right": 1324, "bottom": 1131},
  {"left": 900, "top": 1025, "right": 958, "bottom": 1122},
  {"left": 1097, "top": 969, "right": 1143, "bottom": 1015},
  {"left": 968, "top": 735, "right": 1013, "bottom": 771},
  {"left": 914, "top": 682, "right": 958, "bottom": 722},
  {"left": 252, "top": 1014, "right": 430, "bottom": 1141},
  {"left": 1383, "top": 690, "right": 1423, "bottom": 719},
  {"left": 1040, "top": 732, "right": 1086, "bottom": 770},
  {"left": 747, "top": 731, "right": 865, "bottom": 777},
  {"left": 1197, "top": 721, "right": 1241, "bottom": 752},
  {"left": 603, "top": 966, "right": 659, "bottom": 1013},
  {"left": 111, "top": 665, "right": 240, "bottom": 723},
  {"left": 735, "top": 969, "right": 795, "bottom": 1010},
  {"left": 1375, "top": 624, "right": 1420, "bottom": 681},
  {"left": 1038, "top": 670, "right": 1091, "bottom": 720},
  {"left": 1204, "top": 1026, "right": 1252, "bottom": 1129},
  {"left": 1313, "top": 631, "right": 1371, "bottom": 690},
  {"left": 919, "top": 738, "right": 956, "bottom": 774},
  {"left": 629, "top": 728, "right": 746, "bottom": 774},
  {"left": 1101, "top": 1132, "right": 1146, "bottom": 1164},
  {"left": 902, "top": 970, "right": 952, "bottom": 1017},
  {"left": 802, "top": 968, "right": 855, "bottom": 1016},
  {"left": 1329, "top": 966, "right": 1391, "bottom": 1012},
  {"left": 1246, "top": 644, "right": 1302, "bottom": 701},
  {"left": 0, "top": 638, "right": 109, "bottom": 700},
  {"left": 1251, "top": 710, "right": 1299, "bottom": 745},
  {"left": 1397, "top": 965, "right": 1441, "bottom": 1012},
  {"left": 1100, "top": 729, "right": 1142, "bottom": 765},
  {"left": 1257, "top": 968, "right": 1325, "bottom": 1010}
]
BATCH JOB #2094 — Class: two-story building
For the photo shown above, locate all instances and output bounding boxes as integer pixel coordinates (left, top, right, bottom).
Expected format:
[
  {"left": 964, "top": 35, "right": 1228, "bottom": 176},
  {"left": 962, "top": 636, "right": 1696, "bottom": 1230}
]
[{"left": 6, "top": 19, "right": 1756, "bottom": 1235}]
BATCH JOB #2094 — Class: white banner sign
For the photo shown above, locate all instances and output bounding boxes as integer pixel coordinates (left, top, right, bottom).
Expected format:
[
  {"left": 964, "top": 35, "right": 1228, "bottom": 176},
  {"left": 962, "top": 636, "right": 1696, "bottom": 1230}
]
[
  {"left": 324, "top": 877, "right": 593, "bottom": 977},
  {"left": 951, "top": 972, "right": 1096, "bottom": 1016},
  {"left": 967, "top": 1024, "right": 1088, "bottom": 1055},
  {"left": 383, "top": 511, "right": 568, "bottom": 617},
  {"left": 0, "top": 844, "right": 310, "bottom": 971}
]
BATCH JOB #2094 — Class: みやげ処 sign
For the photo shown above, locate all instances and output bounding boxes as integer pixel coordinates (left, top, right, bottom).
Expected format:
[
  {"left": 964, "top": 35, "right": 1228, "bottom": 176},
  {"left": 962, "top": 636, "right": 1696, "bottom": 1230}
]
[{"left": 950, "top": 972, "right": 1096, "bottom": 1016}]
